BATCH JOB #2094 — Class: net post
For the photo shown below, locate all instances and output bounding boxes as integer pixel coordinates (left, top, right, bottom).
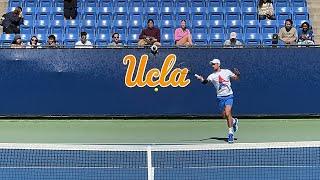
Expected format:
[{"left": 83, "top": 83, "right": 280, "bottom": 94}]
[{"left": 147, "top": 145, "right": 154, "bottom": 180}]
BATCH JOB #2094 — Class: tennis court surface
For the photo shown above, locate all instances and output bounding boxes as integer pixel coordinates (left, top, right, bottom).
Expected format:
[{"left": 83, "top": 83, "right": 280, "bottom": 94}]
[{"left": 0, "top": 119, "right": 319, "bottom": 180}]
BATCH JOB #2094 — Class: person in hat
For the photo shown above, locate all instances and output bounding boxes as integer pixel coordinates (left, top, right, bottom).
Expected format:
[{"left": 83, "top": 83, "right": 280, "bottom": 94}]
[
  {"left": 195, "top": 59, "right": 240, "bottom": 143},
  {"left": 223, "top": 32, "right": 243, "bottom": 48},
  {"left": 11, "top": 34, "right": 24, "bottom": 48}
]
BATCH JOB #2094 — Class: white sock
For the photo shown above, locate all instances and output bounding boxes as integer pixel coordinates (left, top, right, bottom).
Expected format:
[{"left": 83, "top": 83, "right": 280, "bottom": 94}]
[{"left": 228, "top": 128, "right": 233, "bottom": 134}]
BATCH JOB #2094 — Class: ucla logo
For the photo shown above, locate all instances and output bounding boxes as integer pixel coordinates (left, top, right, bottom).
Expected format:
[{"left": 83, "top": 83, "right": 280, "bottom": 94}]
[{"left": 123, "top": 54, "right": 190, "bottom": 88}]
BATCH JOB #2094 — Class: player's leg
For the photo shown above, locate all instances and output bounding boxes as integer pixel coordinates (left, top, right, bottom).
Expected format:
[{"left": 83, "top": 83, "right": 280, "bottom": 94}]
[
  {"left": 218, "top": 97, "right": 233, "bottom": 143},
  {"left": 224, "top": 105, "right": 234, "bottom": 143},
  {"left": 224, "top": 105, "right": 233, "bottom": 129}
]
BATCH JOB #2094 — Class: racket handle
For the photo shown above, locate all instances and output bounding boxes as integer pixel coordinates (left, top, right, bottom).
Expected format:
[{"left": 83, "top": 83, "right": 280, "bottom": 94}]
[{"left": 194, "top": 74, "right": 201, "bottom": 79}]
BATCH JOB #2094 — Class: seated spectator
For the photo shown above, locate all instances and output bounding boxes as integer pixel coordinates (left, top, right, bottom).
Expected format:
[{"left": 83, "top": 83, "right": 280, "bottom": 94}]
[
  {"left": 64, "top": 0, "right": 77, "bottom": 20},
  {"left": 45, "top": 34, "right": 59, "bottom": 48},
  {"left": 138, "top": 19, "right": 161, "bottom": 47},
  {"left": 26, "top": 36, "right": 41, "bottom": 48},
  {"left": 10, "top": 34, "right": 24, "bottom": 48},
  {"left": 258, "top": 0, "right": 275, "bottom": 20},
  {"left": 175, "top": 20, "right": 193, "bottom": 47},
  {"left": 108, "top": 32, "right": 123, "bottom": 47},
  {"left": 278, "top": 19, "right": 297, "bottom": 45},
  {"left": 2, "top": 6, "right": 24, "bottom": 34},
  {"left": 75, "top": 32, "right": 93, "bottom": 48},
  {"left": 224, "top": 32, "right": 243, "bottom": 48},
  {"left": 297, "top": 22, "right": 314, "bottom": 45}
]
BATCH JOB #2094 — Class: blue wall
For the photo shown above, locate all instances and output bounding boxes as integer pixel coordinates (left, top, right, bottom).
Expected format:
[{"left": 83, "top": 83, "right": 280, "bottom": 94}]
[{"left": 0, "top": 48, "right": 319, "bottom": 116}]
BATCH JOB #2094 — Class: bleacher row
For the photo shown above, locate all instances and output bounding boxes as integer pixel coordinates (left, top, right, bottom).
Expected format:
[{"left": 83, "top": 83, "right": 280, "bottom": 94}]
[
  {"left": 9, "top": 0, "right": 308, "bottom": 8},
  {"left": 2, "top": 0, "right": 311, "bottom": 47}
]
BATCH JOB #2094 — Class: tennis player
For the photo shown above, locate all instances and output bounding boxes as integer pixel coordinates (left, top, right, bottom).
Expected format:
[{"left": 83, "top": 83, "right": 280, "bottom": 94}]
[{"left": 195, "top": 58, "right": 240, "bottom": 143}]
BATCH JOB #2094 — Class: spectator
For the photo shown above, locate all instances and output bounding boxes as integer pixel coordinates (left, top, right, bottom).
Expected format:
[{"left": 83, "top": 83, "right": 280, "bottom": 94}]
[
  {"left": 108, "top": 32, "right": 123, "bottom": 47},
  {"left": 224, "top": 32, "right": 243, "bottom": 48},
  {"left": 258, "top": 0, "right": 275, "bottom": 20},
  {"left": 175, "top": 20, "right": 193, "bottom": 47},
  {"left": 297, "top": 22, "right": 314, "bottom": 45},
  {"left": 26, "top": 36, "right": 41, "bottom": 48},
  {"left": 2, "top": 6, "right": 24, "bottom": 34},
  {"left": 45, "top": 34, "right": 59, "bottom": 48},
  {"left": 64, "top": 0, "right": 77, "bottom": 20},
  {"left": 75, "top": 32, "right": 93, "bottom": 48},
  {"left": 278, "top": 19, "right": 297, "bottom": 45},
  {"left": 138, "top": 19, "right": 161, "bottom": 47},
  {"left": 10, "top": 34, "right": 24, "bottom": 48}
]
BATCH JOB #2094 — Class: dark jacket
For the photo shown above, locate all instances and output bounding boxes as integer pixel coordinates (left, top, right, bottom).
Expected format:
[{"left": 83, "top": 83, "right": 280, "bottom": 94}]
[{"left": 2, "top": 12, "right": 24, "bottom": 29}]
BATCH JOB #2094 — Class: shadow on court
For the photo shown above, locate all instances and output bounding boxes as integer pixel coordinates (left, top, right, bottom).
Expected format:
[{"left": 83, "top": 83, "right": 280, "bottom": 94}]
[
  {"left": 181, "top": 137, "right": 238, "bottom": 143},
  {"left": 200, "top": 137, "right": 238, "bottom": 142}
]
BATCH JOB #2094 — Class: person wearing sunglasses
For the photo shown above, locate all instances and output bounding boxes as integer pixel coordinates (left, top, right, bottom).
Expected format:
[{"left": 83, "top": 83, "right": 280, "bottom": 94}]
[
  {"left": 26, "top": 36, "right": 41, "bottom": 48},
  {"left": 108, "top": 32, "right": 123, "bottom": 47}
]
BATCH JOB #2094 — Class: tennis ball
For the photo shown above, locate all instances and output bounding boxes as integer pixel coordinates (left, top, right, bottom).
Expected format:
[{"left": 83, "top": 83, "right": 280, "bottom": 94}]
[{"left": 154, "top": 88, "right": 158, "bottom": 92}]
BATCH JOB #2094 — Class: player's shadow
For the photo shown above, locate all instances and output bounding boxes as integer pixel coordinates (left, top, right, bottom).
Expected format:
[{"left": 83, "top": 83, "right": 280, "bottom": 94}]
[{"left": 200, "top": 137, "right": 238, "bottom": 142}]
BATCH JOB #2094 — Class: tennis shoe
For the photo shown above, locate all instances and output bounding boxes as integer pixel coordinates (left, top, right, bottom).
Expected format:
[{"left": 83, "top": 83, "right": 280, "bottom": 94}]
[
  {"left": 233, "top": 118, "right": 239, "bottom": 133},
  {"left": 228, "top": 133, "right": 234, "bottom": 143}
]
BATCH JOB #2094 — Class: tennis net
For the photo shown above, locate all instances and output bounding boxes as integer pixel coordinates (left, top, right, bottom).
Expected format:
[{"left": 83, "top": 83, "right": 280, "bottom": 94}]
[{"left": 0, "top": 142, "right": 319, "bottom": 180}]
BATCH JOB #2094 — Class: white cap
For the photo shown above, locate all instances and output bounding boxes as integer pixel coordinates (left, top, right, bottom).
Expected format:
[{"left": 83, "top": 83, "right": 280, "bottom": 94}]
[
  {"left": 230, "top": 32, "right": 237, "bottom": 39},
  {"left": 209, "top": 58, "right": 220, "bottom": 65}
]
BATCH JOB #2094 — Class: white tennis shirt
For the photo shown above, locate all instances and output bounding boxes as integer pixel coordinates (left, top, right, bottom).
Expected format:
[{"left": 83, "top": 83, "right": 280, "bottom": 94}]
[{"left": 207, "top": 69, "right": 235, "bottom": 97}]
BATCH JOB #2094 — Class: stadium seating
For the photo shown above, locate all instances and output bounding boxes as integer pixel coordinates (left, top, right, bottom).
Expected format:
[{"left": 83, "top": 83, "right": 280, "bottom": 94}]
[
  {"left": 193, "top": 33, "right": 208, "bottom": 45},
  {"left": 262, "top": 33, "right": 274, "bottom": 45},
  {"left": 242, "top": 7, "right": 258, "bottom": 21},
  {"left": 4, "top": 0, "right": 311, "bottom": 46},
  {"left": 260, "top": 20, "right": 278, "bottom": 34},
  {"left": 245, "top": 33, "right": 261, "bottom": 45},
  {"left": 127, "top": 33, "right": 139, "bottom": 46},
  {"left": 209, "top": 33, "right": 225, "bottom": 46},
  {"left": 208, "top": 7, "right": 224, "bottom": 21},
  {"left": 244, "top": 20, "right": 259, "bottom": 33},
  {"left": 64, "top": 33, "right": 77, "bottom": 48},
  {"left": 192, "top": 20, "right": 208, "bottom": 34},
  {"left": 98, "top": 7, "right": 112, "bottom": 21},
  {"left": 20, "top": 19, "right": 34, "bottom": 34},
  {"left": 209, "top": 20, "right": 225, "bottom": 34},
  {"left": 191, "top": 7, "right": 207, "bottom": 20},
  {"left": 95, "top": 34, "right": 108, "bottom": 47},
  {"left": 1, "top": 34, "right": 15, "bottom": 47},
  {"left": 34, "top": 20, "right": 50, "bottom": 35},
  {"left": 161, "top": 7, "right": 175, "bottom": 21},
  {"left": 81, "top": 20, "right": 96, "bottom": 35},
  {"left": 51, "top": 20, "right": 64, "bottom": 34},
  {"left": 38, "top": 0, "right": 52, "bottom": 7}
]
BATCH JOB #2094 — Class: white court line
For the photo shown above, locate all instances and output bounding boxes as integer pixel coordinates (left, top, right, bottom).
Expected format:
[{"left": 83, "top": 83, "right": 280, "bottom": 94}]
[
  {"left": 0, "top": 119, "right": 318, "bottom": 123},
  {"left": 0, "top": 166, "right": 318, "bottom": 169}
]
